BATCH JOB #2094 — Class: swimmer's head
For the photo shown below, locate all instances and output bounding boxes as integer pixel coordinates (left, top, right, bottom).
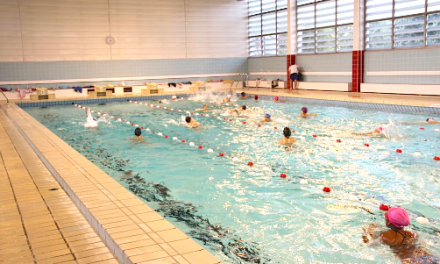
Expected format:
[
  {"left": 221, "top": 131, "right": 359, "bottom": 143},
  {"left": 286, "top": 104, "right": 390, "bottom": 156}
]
[
  {"left": 265, "top": 113, "right": 271, "bottom": 119},
  {"left": 203, "top": 105, "right": 208, "bottom": 109},
  {"left": 241, "top": 105, "right": 246, "bottom": 110},
  {"left": 385, "top": 207, "right": 410, "bottom": 229},
  {"left": 301, "top": 107, "right": 308, "bottom": 114},
  {"left": 427, "top": 117, "right": 435, "bottom": 122},
  {"left": 254, "top": 95, "right": 258, "bottom": 100},
  {"left": 185, "top": 116, "right": 192, "bottom": 123},
  {"left": 172, "top": 95, "right": 177, "bottom": 99},
  {"left": 241, "top": 92, "right": 246, "bottom": 97},
  {"left": 283, "top": 127, "right": 292, "bottom": 138},
  {"left": 134, "top": 127, "right": 142, "bottom": 137},
  {"left": 227, "top": 94, "right": 231, "bottom": 98},
  {"left": 274, "top": 96, "right": 279, "bottom": 101}
]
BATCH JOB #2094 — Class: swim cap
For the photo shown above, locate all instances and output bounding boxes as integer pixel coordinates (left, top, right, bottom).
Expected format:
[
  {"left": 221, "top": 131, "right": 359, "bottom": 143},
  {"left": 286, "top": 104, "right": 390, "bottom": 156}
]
[
  {"left": 301, "top": 107, "right": 308, "bottom": 113},
  {"left": 265, "top": 114, "right": 271, "bottom": 118},
  {"left": 185, "top": 116, "right": 191, "bottom": 123},
  {"left": 427, "top": 117, "right": 434, "bottom": 122},
  {"left": 172, "top": 95, "right": 177, "bottom": 99},
  {"left": 254, "top": 95, "right": 258, "bottom": 100},
  {"left": 274, "top": 96, "right": 279, "bottom": 101},
  {"left": 241, "top": 105, "right": 246, "bottom": 110},
  {"left": 135, "top": 127, "right": 142, "bottom": 136},
  {"left": 378, "top": 127, "right": 383, "bottom": 131},
  {"left": 241, "top": 92, "right": 245, "bottom": 96},
  {"left": 385, "top": 207, "right": 410, "bottom": 229},
  {"left": 227, "top": 94, "right": 231, "bottom": 98},
  {"left": 283, "top": 127, "right": 291, "bottom": 138}
]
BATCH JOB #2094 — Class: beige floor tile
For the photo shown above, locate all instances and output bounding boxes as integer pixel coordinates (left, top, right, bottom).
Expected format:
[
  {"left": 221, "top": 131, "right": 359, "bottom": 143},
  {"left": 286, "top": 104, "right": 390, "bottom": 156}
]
[
  {"left": 34, "top": 248, "right": 72, "bottom": 261},
  {"left": 147, "top": 220, "right": 175, "bottom": 232},
  {"left": 182, "top": 250, "right": 220, "bottom": 264},
  {"left": 74, "top": 246, "right": 113, "bottom": 259},
  {"left": 124, "top": 245, "right": 163, "bottom": 257},
  {"left": 114, "top": 234, "right": 152, "bottom": 245},
  {"left": 168, "top": 239, "right": 203, "bottom": 255},
  {"left": 36, "top": 254, "right": 75, "bottom": 264},
  {"left": 139, "top": 256, "right": 177, "bottom": 264},
  {"left": 70, "top": 241, "right": 107, "bottom": 254},
  {"left": 77, "top": 252, "right": 115, "bottom": 264},
  {"left": 172, "top": 255, "right": 190, "bottom": 264},
  {"left": 137, "top": 212, "right": 163, "bottom": 223},
  {"left": 129, "top": 250, "right": 170, "bottom": 263},
  {"left": 119, "top": 239, "right": 156, "bottom": 251},
  {"left": 156, "top": 229, "right": 188, "bottom": 243}
]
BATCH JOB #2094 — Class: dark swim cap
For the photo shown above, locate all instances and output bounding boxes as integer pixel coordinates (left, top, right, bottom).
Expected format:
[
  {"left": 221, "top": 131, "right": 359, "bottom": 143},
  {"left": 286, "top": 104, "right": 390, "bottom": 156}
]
[
  {"left": 135, "top": 127, "right": 142, "bottom": 136},
  {"left": 283, "top": 127, "right": 291, "bottom": 138},
  {"left": 185, "top": 116, "right": 191, "bottom": 123},
  {"left": 301, "top": 107, "right": 308, "bottom": 113},
  {"left": 242, "top": 105, "right": 246, "bottom": 110},
  {"left": 241, "top": 92, "right": 246, "bottom": 96}
]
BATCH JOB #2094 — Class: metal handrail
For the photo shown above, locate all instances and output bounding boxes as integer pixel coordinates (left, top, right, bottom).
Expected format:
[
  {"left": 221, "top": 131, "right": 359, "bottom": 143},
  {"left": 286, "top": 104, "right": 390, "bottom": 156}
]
[{"left": 0, "top": 89, "right": 9, "bottom": 103}]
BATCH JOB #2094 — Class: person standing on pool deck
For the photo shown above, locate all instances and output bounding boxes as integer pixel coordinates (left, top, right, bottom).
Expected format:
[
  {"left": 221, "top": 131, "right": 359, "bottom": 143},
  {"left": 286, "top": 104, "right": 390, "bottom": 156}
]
[
  {"left": 299, "top": 107, "right": 317, "bottom": 118},
  {"left": 185, "top": 116, "right": 200, "bottom": 128},
  {"left": 278, "top": 127, "right": 296, "bottom": 145},
  {"left": 362, "top": 207, "right": 438, "bottom": 263},
  {"left": 289, "top": 64, "right": 300, "bottom": 90}
]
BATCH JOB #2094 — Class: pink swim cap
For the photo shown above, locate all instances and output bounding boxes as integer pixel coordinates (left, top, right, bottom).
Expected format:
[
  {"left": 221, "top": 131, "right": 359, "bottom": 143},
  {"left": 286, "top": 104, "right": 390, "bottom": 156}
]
[
  {"left": 255, "top": 95, "right": 258, "bottom": 100},
  {"left": 385, "top": 207, "right": 410, "bottom": 229},
  {"left": 275, "top": 96, "right": 279, "bottom": 101},
  {"left": 378, "top": 127, "right": 383, "bottom": 131}
]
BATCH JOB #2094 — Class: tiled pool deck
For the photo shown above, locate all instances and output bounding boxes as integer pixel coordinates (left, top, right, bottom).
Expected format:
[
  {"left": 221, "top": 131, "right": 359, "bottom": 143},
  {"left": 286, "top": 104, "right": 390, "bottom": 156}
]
[{"left": 1, "top": 89, "right": 439, "bottom": 264}]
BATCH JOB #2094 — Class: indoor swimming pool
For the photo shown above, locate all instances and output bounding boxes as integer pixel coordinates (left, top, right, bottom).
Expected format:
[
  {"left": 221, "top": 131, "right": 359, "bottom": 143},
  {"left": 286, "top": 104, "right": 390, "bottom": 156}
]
[{"left": 23, "top": 94, "right": 440, "bottom": 264}]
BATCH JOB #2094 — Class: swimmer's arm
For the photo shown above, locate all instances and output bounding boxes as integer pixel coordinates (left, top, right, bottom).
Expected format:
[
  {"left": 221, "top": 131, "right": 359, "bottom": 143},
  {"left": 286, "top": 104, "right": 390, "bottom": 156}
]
[
  {"left": 362, "top": 223, "right": 380, "bottom": 243},
  {"left": 310, "top": 113, "right": 318, "bottom": 116}
]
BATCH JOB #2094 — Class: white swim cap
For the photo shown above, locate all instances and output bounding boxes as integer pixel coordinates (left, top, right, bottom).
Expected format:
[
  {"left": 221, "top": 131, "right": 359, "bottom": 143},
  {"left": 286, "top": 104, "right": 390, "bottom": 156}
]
[
  {"left": 227, "top": 94, "right": 231, "bottom": 98},
  {"left": 172, "top": 96, "right": 177, "bottom": 99}
]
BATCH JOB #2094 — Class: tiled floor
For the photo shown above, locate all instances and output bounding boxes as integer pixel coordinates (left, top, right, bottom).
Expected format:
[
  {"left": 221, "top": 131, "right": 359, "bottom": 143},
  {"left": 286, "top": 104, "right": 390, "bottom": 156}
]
[
  {"left": 0, "top": 102, "right": 222, "bottom": 264},
  {"left": 0, "top": 109, "right": 117, "bottom": 264}
]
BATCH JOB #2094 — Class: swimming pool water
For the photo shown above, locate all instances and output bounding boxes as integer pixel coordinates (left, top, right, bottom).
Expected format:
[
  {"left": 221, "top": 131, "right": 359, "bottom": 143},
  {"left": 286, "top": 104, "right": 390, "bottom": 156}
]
[{"left": 24, "top": 96, "right": 440, "bottom": 263}]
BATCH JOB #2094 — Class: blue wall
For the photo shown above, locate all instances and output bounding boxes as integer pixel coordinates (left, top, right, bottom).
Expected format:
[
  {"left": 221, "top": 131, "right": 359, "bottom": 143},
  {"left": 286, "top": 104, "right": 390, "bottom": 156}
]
[
  {"left": 296, "top": 53, "right": 352, "bottom": 82},
  {"left": 364, "top": 49, "right": 440, "bottom": 84},
  {"left": 0, "top": 58, "right": 248, "bottom": 87},
  {"left": 248, "top": 57, "right": 287, "bottom": 80}
]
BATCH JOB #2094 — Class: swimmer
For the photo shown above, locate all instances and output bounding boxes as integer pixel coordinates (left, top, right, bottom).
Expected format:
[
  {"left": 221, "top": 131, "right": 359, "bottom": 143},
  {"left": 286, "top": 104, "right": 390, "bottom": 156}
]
[
  {"left": 131, "top": 127, "right": 145, "bottom": 142},
  {"left": 259, "top": 113, "right": 272, "bottom": 123},
  {"left": 352, "top": 126, "right": 387, "bottom": 137},
  {"left": 185, "top": 116, "right": 200, "bottom": 128},
  {"left": 426, "top": 117, "right": 440, "bottom": 124},
  {"left": 254, "top": 95, "right": 259, "bottom": 101},
  {"left": 202, "top": 105, "right": 209, "bottom": 111},
  {"left": 229, "top": 105, "right": 247, "bottom": 116},
  {"left": 222, "top": 94, "right": 231, "bottom": 103},
  {"left": 171, "top": 95, "right": 178, "bottom": 101},
  {"left": 278, "top": 127, "right": 296, "bottom": 145},
  {"left": 299, "top": 107, "right": 317, "bottom": 118},
  {"left": 274, "top": 96, "right": 280, "bottom": 102},
  {"left": 362, "top": 207, "right": 438, "bottom": 263},
  {"left": 240, "top": 92, "right": 247, "bottom": 99}
]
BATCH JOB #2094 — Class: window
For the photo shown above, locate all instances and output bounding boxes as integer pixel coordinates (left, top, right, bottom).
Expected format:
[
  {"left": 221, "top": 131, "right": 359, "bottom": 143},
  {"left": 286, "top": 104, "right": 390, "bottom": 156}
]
[
  {"left": 366, "top": 0, "right": 440, "bottom": 50},
  {"left": 248, "top": 0, "right": 288, "bottom": 57},
  {"left": 296, "top": 0, "right": 353, "bottom": 54}
]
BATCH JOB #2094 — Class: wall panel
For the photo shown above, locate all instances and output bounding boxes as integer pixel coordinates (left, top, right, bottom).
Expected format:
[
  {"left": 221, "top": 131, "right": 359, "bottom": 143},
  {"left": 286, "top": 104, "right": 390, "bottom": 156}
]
[{"left": 0, "top": 0, "right": 22, "bottom": 61}]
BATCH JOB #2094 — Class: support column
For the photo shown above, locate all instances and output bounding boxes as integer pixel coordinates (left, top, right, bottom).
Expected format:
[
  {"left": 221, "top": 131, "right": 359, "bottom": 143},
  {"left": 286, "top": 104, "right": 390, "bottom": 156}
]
[
  {"left": 352, "top": 0, "right": 365, "bottom": 92},
  {"left": 286, "top": 0, "right": 296, "bottom": 89}
]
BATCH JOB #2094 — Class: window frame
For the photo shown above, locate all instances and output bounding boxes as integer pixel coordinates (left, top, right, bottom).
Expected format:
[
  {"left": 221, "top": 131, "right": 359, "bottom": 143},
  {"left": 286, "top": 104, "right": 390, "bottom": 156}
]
[
  {"left": 248, "top": 0, "right": 288, "bottom": 57},
  {"left": 296, "top": 0, "right": 354, "bottom": 55},
  {"left": 365, "top": 0, "right": 440, "bottom": 51}
]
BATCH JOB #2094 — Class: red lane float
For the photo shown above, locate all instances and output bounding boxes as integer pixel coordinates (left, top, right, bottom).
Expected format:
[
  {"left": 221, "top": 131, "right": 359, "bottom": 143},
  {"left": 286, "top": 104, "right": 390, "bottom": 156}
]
[
  {"left": 280, "top": 173, "right": 287, "bottom": 178},
  {"left": 248, "top": 162, "right": 254, "bottom": 166},
  {"left": 323, "top": 187, "right": 331, "bottom": 192},
  {"left": 364, "top": 144, "right": 370, "bottom": 147},
  {"left": 396, "top": 149, "right": 402, "bottom": 153},
  {"left": 434, "top": 156, "right": 440, "bottom": 161},
  {"left": 379, "top": 204, "right": 390, "bottom": 211}
]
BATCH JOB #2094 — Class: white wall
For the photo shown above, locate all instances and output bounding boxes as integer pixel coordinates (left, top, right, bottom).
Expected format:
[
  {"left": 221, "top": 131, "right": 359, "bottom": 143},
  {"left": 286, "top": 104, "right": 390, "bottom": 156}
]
[{"left": 0, "top": 0, "right": 248, "bottom": 62}]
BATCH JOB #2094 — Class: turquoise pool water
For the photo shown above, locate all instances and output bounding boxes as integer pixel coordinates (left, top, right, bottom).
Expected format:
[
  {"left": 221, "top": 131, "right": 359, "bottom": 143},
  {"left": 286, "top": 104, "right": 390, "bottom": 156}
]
[{"left": 24, "top": 96, "right": 440, "bottom": 263}]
